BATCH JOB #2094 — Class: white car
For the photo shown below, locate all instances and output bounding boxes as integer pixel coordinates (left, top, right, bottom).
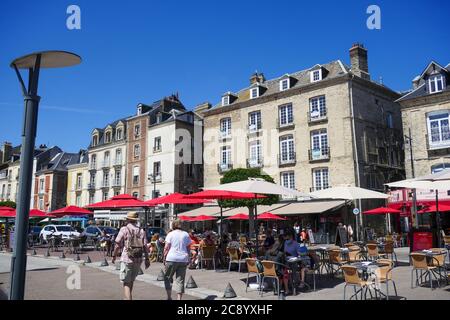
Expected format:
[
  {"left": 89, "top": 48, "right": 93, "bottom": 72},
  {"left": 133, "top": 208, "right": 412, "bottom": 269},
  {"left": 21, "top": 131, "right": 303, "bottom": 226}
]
[{"left": 39, "top": 224, "right": 80, "bottom": 242}]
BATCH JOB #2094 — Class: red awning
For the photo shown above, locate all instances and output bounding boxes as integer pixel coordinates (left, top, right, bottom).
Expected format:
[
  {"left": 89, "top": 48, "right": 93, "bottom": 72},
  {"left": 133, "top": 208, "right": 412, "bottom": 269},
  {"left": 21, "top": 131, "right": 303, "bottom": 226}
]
[
  {"left": 184, "top": 190, "right": 266, "bottom": 200},
  {"left": 190, "top": 215, "right": 218, "bottom": 221},
  {"left": 29, "top": 209, "right": 55, "bottom": 218},
  {"left": 257, "top": 212, "right": 287, "bottom": 220},
  {"left": 418, "top": 204, "right": 450, "bottom": 214},
  {"left": 225, "top": 213, "right": 249, "bottom": 220},
  {"left": 144, "top": 192, "right": 211, "bottom": 206},
  {"left": 178, "top": 215, "right": 195, "bottom": 222},
  {"left": 363, "top": 207, "right": 402, "bottom": 215},
  {"left": 86, "top": 194, "right": 153, "bottom": 209}
]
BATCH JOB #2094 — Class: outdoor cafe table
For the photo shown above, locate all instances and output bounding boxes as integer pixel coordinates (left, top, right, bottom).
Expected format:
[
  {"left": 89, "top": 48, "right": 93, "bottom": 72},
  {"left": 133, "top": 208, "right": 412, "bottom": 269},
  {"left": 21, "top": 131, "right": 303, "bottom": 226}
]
[
  {"left": 286, "top": 255, "right": 312, "bottom": 294},
  {"left": 350, "top": 261, "right": 389, "bottom": 280}
]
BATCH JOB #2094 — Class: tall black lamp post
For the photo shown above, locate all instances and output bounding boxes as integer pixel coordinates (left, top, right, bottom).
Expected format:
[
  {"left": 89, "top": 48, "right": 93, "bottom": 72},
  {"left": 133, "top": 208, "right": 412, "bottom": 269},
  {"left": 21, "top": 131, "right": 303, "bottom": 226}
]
[{"left": 9, "top": 51, "right": 81, "bottom": 300}]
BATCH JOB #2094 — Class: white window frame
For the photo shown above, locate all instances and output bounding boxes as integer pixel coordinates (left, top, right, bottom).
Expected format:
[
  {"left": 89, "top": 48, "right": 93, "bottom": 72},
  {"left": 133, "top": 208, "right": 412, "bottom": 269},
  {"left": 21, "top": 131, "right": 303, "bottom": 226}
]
[
  {"left": 222, "top": 95, "right": 230, "bottom": 106},
  {"left": 134, "top": 144, "right": 141, "bottom": 159},
  {"left": 313, "top": 168, "right": 329, "bottom": 191},
  {"left": 105, "top": 131, "right": 111, "bottom": 143},
  {"left": 116, "top": 128, "right": 123, "bottom": 141},
  {"left": 220, "top": 118, "right": 231, "bottom": 138},
  {"left": 250, "top": 87, "right": 259, "bottom": 99},
  {"left": 281, "top": 171, "right": 295, "bottom": 190},
  {"left": 279, "top": 78, "right": 290, "bottom": 91},
  {"left": 134, "top": 124, "right": 141, "bottom": 138},
  {"left": 248, "top": 111, "right": 261, "bottom": 132},
  {"left": 280, "top": 135, "right": 295, "bottom": 163},
  {"left": 427, "top": 111, "right": 450, "bottom": 148},
  {"left": 429, "top": 74, "right": 444, "bottom": 94},
  {"left": 279, "top": 104, "right": 294, "bottom": 126},
  {"left": 114, "top": 170, "right": 121, "bottom": 185},
  {"left": 221, "top": 146, "right": 231, "bottom": 166},
  {"left": 311, "top": 129, "right": 329, "bottom": 160},
  {"left": 309, "top": 95, "right": 327, "bottom": 120},
  {"left": 103, "top": 192, "right": 109, "bottom": 201},
  {"left": 132, "top": 166, "right": 140, "bottom": 185},
  {"left": 249, "top": 140, "right": 262, "bottom": 166},
  {"left": 39, "top": 178, "right": 45, "bottom": 192},
  {"left": 310, "top": 69, "right": 322, "bottom": 82}
]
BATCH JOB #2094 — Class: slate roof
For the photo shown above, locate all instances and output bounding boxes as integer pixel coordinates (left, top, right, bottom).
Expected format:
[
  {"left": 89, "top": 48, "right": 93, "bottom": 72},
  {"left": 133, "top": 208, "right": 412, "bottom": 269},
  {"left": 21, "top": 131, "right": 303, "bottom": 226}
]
[{"left": 36, "top": 151, "right": 79, "bottom": 173}]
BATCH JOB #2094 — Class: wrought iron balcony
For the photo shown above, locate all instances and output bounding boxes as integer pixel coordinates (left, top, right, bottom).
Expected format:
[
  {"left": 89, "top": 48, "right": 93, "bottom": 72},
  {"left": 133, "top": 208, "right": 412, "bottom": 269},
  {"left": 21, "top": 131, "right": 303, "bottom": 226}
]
[
  {"left": 307, "top": 111, "right": 327, "bottom": 124},
  {"left": 246, "top": 158, "right": 263, "bottom": 168},
  {"left": 308, "top": 147, "right": 330, "bottom": 162},
  {"left": 278, "top": 152, "right": 296, "bottom": 167},
  {"left": 217, "top": 163, "right": 233, "bottom": 174}
]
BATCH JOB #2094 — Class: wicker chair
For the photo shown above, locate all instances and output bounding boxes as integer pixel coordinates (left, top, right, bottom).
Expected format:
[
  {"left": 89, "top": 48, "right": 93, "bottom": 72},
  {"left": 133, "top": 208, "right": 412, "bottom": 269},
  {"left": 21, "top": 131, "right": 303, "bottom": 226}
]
[
  {"left": 328, "top": 249, "right": 348, "bottom": 276},
  {"left": 227, "top": 247, "right": 246, "bottom": 272},
  {"left": 366, "top": 243, "right": 380, "bottom": 261},
  {"left": 429, "top": 249, "right": 448, "bottom": 286},
  {"left": 200, "top": 246, "right": 216, "bottom": 270},
  {"left": 245, "top": 258, "right": 262, "bottom": 292},
  {"left": 347, "top": 246, "right": 363, "bottom": 263},
  {"left": 410, "top": 252, "right": 442, "bottom": 290},
  {"left": 260, "top": 260, "right": 283, "bottom": 297},
  {"left": 380, "top": 241, "right": 398, "bottom": 266},
  {"left": 373, "top": 259, "right": 398, "bottom": 300},
  {"left": 305, "top": 252, "right": 321, "bottom": 291},
  {"left": 341, "top": 265, "right": 373, "bottom": 300}
]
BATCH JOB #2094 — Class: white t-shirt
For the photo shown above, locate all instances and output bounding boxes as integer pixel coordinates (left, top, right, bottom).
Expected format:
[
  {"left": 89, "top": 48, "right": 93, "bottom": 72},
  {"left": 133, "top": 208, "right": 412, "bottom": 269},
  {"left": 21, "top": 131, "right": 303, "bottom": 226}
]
[{"left": 165, "top": 229, "right": 192, "bottom": 263}]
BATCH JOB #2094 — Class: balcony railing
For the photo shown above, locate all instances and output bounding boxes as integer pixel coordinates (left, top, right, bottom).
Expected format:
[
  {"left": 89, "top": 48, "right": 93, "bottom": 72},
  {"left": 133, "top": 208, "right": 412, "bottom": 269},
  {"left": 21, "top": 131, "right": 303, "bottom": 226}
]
[
  {"left": 278, "top": 152, "right": 296, "bottom": 167},
  {"left": 87, "top": 183, "right": 96, "bottom": 190},
  {"left": 218, "top": 163, "right": 233, "bottom": 174},
  {"left": 101, "top": 181, "right": 110, "bottom": 188},
  {"left": 219, "top": 130, "right": 231, "bottom": 140},
  {"left": 247, "top": 124, "right": 261, "bottom": 135},
  {"left": 277, "top": 119, "right": 295, "bottom": 130},
  {"left": 149, "top": 173, "right": 162, "bottom": 182},
  {"left": 102, "top": 160, "right": 110, "bottom": 168},
  {"left": 246, "top": 158, "right": 263, "bottom": 168},
  {"left": 307, "top": 111, "right": 327, "bottom": 124},
  {"left": 153, "top": 146, "right": 162, "bottom": 153},
  {"left": 308, "top": 147, "right": 330, "bottom": 162},
  {"left": 112, "top": 179, "right": 121, "bottom": 187},
  {"left": 113, "top": 158, "right": 122, "bottom": 166},
  {"left": 89, "top": 162, "right": 97, "bottom": 170}
]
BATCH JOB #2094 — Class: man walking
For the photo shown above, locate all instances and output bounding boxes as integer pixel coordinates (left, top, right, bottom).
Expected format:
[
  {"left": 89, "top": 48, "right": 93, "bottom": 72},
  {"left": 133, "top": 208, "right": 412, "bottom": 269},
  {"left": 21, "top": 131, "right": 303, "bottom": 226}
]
[
  {"left": 112, "top": 212, "right": 150, "bottom": 300},
  {"left": 163, "top": 219, "right": 192, "bottom": 300}
]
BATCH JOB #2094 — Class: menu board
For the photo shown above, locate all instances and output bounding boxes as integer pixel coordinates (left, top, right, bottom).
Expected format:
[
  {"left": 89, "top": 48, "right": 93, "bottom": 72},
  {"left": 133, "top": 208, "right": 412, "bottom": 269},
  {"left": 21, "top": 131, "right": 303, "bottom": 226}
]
[
  {"left": 335, "top": 227, "right": 348, "bottom": 247},
  {"left": 307, "top": 229, "right": 315, "bottom": 244}
]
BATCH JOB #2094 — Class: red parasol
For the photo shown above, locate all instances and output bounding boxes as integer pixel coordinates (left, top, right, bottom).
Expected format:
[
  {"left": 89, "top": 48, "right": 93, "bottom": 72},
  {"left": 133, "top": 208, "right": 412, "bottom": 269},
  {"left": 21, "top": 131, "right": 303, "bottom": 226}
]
[
  {"left": 190, "top": 215, "right": 217, "bottom": 221},
  {"left": 49, "top": 205, "right": 93, "bottom": 217},
  {"left": 418, "top": 204, "right": 450, "bottom": 214},
  {"left": 144, "top": 192, "right": 211, "bottom": 206},
  {"left": 29, "top": 209, "right": 55, "bottom": 218},
  {"left": 225, "top": 213, "right": 249, "bottom": 220},
  {"left": 85, "top": 194, "right": 153, "bottom": 209},
  {"left": 185, "top": 190, "right": 265, "bottom": 200},
  {"left": 178, "top": 215, "right": 195, "bottom": 221},
  {"left": 362, "top": 207, "right": 402, "bottom": 215},
  {"left": 0, "top": 206, "right": 16, "bottom": 218},
  {"left": 257, "top": 212, "right": 287, "bottom": 220}
]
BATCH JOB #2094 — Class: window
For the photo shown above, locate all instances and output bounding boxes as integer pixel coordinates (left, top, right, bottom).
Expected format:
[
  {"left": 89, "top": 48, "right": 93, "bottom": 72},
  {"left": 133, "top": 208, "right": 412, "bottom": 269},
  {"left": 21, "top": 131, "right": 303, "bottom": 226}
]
[
  {"left": 76, "top": 173, "right": 82, "bottom": 190},
  {"left": 134, "top": 144, "right": 141, "bottom": 159},
  {"left": 279, "top": 79, "right": 290, "bottom": 91},
  {"left": 429, "top": 74, "right": 444, "bottom": 94},
  {"left": 427, "top": 112, "right": 450, "bottom": 148},
  {"left": 116, "top": 128, "right": 123, "bottom": 140},
  {"left": 431, "top": 163, "right": 450, "bottom": 174},
  {"left": 89, "top": 193, "right": 95, "bottom": 205},
  {"left": 281, "top": 171, "right": 295, "bottom": 190},
  {"left": 221, "top": 146, "right": 231, "bottom": 165},
  {"left": 154, "top": 137, "right": 161, "bottom": 152},
  {"left": 248, "top": 111, "right": 261, "bottom": 131},
  {"left": 104, "top": 151, "right": 110, "bottom": 166},
  {"left": 92, "top": 135, "right": 98, "bottom": 146},
  {"left": 386, "top": 112, "right": 394, "bottom": 129},
  {"left": 220, "top": 118, "right": 231, "bottom": 137},
  {"left": 152, "top": 190, "right": 160, "bottom": 199},
  {"left": 76, "top": 194, "right": 81, "bottom": 207},
  {"left": 313, "top": 168, "right": 329, "bottom": 190},
  {"left": 90, "top": 173, "right": 96, "bottom": 185},
  {"left": 153, "top": 162, "right": 161, "bottom": 177},
  {"left": 39, "top": 179, "right": 44, "bottom": 192},
  {"left": 279, "top": 104, "right": 293, "bottom": 126},
  {"left": 310, "top": 96, "right": 327, "bottom": 120},
  {"left": 115, "top": 149, "right": 122, "bottom": 163},
  {"left": 103, "top": 192, "right": 109, "bottom": 201},
  {"left": 156, "top": 113, "right": 162, "bottom": 123},
  {"left": 38, "top": 197, "right": 44, "bottom": 210},
  {"left": 280, "top": 135, "right": 295, "bottom": 162},
  {"left": 132, "top": 192, "right": 139, "bottom": 198},
  {"left": 249, "top": 140, "right": 262, "bottom": 165},
  {"left": 91, "top": 154, "right": 97, "bottom": 166},
  {"left": 222, "top": 95, "right": 230, "bottom": 106},
  {"left": 114, "top": 170, "right": 121, "bottom": 185},
  {"left": 310, "top": 69, "right": 322, "bottom": 82},
  {"left": 134, "top": 124, "right": 141, "bottom": 138},
  {"left": 250, "top": 87, "right": 259, "bottom": 99},
  {"left": 133, "top": 166, "right": 139, "bottom": 185},
  {"left": 310, "top": 129, "right": 329, "bottom": 160},
  {"left": 103, "top": 171, "right": 109, "bottom": 187},
  {"left": 105, "top": 131, "right": 111, "bottom": 143}
]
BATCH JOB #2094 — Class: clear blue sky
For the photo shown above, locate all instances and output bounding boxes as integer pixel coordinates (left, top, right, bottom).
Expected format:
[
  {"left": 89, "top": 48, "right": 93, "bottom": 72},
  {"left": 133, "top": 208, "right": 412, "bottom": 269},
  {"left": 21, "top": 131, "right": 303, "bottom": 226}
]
[{"left": 0, "top": 0, "right": 449, "bottom": 152}]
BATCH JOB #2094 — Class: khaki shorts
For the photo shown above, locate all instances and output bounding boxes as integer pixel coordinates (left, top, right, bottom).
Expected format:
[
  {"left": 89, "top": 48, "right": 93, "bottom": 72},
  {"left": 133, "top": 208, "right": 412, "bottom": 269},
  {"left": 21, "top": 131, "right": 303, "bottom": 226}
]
[
  {"left": 164, "top": 261, "right": 188, "bottom": 294},
  {"left": 119, "top": 262, "right": 142, "bottom": 283}
]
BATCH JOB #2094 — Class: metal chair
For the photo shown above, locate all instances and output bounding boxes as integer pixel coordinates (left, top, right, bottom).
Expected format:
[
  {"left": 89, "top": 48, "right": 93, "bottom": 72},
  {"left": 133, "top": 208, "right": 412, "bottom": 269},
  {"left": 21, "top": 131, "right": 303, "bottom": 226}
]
[
  {"left": 366, "top": 243, "right": 380, "bottom": 261},
  {"left": 373, "top": 259, "right": 398, "bottom": 300},
  {"left": 327, "top": 249, "right": 348, "bottom": 276},
  {"left": 260, "top": 260, "right": 282, "bottom": 297},
  {"left": 341, "top": 265, "right": 374, "bottom": 300},
  {"left": 227, "top": 247, "right": 246, "bottom": 272},
  {"left": 410, "top": 252, "right": 441, "bottom": 290},
  {"left": 200, "top": 246, "right": 216, "bottom": 270},
  {"left": 245, "top": 258, "right": 262, "bottom": 292},
  {"left": 380, "top": 241, "right": 398, "bottom": 266}
]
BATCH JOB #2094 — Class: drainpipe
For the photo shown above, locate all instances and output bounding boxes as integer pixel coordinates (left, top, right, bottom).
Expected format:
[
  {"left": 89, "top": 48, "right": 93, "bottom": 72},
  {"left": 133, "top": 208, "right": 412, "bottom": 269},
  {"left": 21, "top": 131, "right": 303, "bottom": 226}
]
[{"left": 348, "top": 75, "right": 363, "bottom": 240}]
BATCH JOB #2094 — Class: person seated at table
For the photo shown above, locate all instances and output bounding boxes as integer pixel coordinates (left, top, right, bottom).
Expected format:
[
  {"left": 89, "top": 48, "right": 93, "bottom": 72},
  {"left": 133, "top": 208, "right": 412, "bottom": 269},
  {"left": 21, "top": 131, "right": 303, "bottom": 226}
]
[
  {"left": 300, "top": 228, "right": 308, "bottom": 244},
  {"left": 265, "top": 234, "right": 291, "bottom": 293},
  {"left": 188, "top": 230, "right": 200, "bottom": 268},
  {"left": 200, "top": 233, "right": 215, "bottom": 247},
  {"left": 284, "top": 231, "right": 308, "bottom": 289}
]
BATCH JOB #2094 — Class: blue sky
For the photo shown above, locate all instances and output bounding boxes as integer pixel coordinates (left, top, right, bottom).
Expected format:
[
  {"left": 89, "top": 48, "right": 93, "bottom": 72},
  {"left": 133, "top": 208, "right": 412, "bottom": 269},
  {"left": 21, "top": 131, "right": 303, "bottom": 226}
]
[{"left": 0, "top": 0, "right": 449, "bottom": 152}]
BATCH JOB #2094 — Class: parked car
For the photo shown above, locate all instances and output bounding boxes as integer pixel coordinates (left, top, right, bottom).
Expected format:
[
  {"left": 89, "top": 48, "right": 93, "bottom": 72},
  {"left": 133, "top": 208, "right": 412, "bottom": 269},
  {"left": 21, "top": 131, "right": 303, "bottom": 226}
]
[
  {"left": 82, "top": 225, "right": 118, "bottom": 238},
  {"left": 146, "top": 227, "right": 166, "bottom": 240},
  {"left": 39, "top": 224, "right": 80, "bottom": 242},
  {"left": 28, "top": 226, "right": 42, "bottom": 245}
]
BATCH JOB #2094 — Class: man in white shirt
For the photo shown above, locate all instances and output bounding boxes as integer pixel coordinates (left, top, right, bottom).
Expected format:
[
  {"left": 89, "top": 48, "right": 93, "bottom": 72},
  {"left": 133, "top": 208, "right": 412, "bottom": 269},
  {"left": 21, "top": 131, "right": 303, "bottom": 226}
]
[{"left": 163, "top": 219, "right": 192, "bottom": 300}]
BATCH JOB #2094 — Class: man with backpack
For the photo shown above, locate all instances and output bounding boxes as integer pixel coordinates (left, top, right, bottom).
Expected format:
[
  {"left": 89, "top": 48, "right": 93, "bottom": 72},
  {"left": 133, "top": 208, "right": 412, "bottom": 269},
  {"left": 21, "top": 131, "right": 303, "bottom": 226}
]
[{"left": 112, "top": 211, "right": 150, "bottom": 300}]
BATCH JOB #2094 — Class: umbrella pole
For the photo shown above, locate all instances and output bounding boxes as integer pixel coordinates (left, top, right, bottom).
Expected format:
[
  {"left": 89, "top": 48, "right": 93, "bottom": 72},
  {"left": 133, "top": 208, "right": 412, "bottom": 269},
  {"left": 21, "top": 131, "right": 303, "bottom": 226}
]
[
  {"left": 254, "top": 194, "right": 258, "bottom": 258},
  {"left": 435, "top": 190, "right": 441, "bottom": 247}
]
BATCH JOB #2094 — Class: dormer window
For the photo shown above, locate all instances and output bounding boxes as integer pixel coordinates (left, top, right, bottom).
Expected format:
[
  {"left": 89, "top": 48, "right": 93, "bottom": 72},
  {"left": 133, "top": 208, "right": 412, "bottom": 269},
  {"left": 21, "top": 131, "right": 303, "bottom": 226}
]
[
  {"left": 310, "top": 69, "right": 322, "bottom": 82},
  {"left": 156, "top": 113, "right": 162, "bottom": 124},
  {"left": 134, "top": 124, "right": 141, "bottom": 138},
  {"left": 137, "top": 105, "right": 142, "bottom": 115},
  {"left": 222, "top": 95, "right": 230, "bottom": 106},
  {"left": 116, "top": 128, "right": 123, "bottom": 141},
  {"left": 280, "top": 78, "right": 290, "bottom": 91},
  {"left": 105, "top": 131, "right": 111, "bottom": 143},
  {"left": 92, "top": 135, "right": 98, "bottom": 147},
  {"left": 250, "top": 87, "right": 259, "bottom": 99},
  {"left": 429, "top": 74, "right": 444, "bottom": 94}
]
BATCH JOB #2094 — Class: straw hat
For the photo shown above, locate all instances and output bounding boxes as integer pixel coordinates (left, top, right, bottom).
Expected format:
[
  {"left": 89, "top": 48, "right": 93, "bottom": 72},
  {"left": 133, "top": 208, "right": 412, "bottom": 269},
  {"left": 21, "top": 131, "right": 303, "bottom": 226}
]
[{"left": 126, "top": 211, "right": 139, "bottom": 221}]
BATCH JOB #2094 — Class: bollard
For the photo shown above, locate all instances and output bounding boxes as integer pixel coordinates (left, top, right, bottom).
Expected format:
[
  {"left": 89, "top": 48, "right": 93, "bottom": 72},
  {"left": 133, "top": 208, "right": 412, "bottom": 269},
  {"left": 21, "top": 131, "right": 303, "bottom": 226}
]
[
  {"left": 157, "top": 269, "right": 165, "bottom": 281},
  {"left": 223, "top": 283, "right": 237, "bottom": 299},
  {"left": 32, "top": 249, "right": 37, "bottom": 256},
  {"left": 75, "top": 253, "right": 80, "bottom": 261},
  {"left": 60, "top": 251, "right": 66, "bottom": 259},
  {"left": 85, "top": 255, "right": 92, "bottom": 263},
  {"left": 185, "top": 275, "right": 198, "bottom": 289},
  {"left": 45, "top": 249, "right": 50, "bottom": 257},
  {"left": 100, "top": 258, "right": 109, "bottom": 267}
]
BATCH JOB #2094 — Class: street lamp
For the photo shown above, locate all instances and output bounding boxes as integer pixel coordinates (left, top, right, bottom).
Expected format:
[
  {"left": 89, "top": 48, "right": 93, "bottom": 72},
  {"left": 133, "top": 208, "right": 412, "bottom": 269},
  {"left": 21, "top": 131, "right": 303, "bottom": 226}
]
[{"left": 9, "top": 51, "right": 81, "bottom": 300}]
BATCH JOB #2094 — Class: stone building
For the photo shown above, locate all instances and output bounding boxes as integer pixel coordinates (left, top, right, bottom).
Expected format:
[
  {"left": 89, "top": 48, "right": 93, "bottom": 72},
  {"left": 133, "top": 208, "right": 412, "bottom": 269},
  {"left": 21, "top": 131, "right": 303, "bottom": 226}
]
[
  {"left": 397, "top": 61, "right": 450, "bottom": 178},
  {"left": 199, "top": 43, "right": 405, "bottom": 198},
  {"left": 66, "top": 150, "right": 89, "bottom": 207}
]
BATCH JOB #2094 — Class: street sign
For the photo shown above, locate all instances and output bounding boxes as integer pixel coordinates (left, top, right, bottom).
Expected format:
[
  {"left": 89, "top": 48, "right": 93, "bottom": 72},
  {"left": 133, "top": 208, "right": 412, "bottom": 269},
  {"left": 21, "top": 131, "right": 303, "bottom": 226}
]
[{"left": 353, "top": 208, "right": 360, "bottom": 215}]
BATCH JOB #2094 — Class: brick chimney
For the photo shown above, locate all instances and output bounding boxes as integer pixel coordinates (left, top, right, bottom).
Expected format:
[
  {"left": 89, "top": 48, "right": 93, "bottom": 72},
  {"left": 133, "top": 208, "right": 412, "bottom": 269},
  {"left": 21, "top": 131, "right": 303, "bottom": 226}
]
[
  {"left": 2, "top": 142, "right": 12, "bottom": 163},
  {"left": 194, "top": 102, "right": 212, "bottom": 116},
  {"left": 349, "top": 43, "right": 370, "bottom": 80},
  {"left": 250, "top": 72, "right": 265, "bottom": 85}
]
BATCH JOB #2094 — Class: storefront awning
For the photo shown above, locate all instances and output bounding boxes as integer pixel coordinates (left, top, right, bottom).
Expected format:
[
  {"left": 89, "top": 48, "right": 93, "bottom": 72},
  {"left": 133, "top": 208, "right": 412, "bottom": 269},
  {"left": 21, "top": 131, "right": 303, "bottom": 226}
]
[{"left": 269, "top": 200, "right": 347, "bottom": 215}]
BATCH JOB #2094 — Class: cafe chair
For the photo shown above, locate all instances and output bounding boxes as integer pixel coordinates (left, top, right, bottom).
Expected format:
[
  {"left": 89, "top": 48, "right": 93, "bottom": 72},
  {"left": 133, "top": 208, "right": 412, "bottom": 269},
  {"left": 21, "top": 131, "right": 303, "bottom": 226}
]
[
  {"left": 410, "top": 253, "right": 441, "bottom": 290},
  {"left": 200, "top": 246, "right": 216, "bottom": 271},
  {"left": 347, "top": 246, "right": 363, "bottom": 263},
  {"left": 366, "top": 243, "right": 380, "bottom": 261},
  {"left": 227, "top": 247, "right": 246, "bottom": 272},
  {"left": 305, "top": 252, "right": 321, "bottom": 291},
  {"left": 260, "top": 260, "right": 285, "bottom": 297},
  {"left": 341, "top": 265, "right": 374, "bottom": 300},
  {"left": 328, "top": 249, "right": 348, "bottom": 277},
  {"left": 429, "top": 249, "right": 448, "bottom": 286},
  {"left": 373, "top": 259, "right": 398, "bottom": 300},
  {"left": 245, "top": 258, "right": 262, "bottom": 293},
  {"left": 380, "top": 241, "right": 398, "bottom": 266},
  {"left": 344, "top": 243, "right": 355, "bottom": 248}
]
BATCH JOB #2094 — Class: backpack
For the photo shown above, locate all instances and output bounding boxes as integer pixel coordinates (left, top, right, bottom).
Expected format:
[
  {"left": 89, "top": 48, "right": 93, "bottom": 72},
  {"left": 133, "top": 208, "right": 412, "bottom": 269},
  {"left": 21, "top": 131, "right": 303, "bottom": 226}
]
[{"left": 125, "top": 226, "right": 144, "bottom": 259}]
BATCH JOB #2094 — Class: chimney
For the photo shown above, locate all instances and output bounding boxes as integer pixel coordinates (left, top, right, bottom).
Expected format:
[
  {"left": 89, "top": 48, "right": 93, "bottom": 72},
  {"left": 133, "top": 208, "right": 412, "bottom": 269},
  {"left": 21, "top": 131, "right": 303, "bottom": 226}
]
[
  {"left": 250, "top": 72, "right": 265, "bottom": 85},
  {"left": 412, "top": 76, "right": 420, "bottom": 90},
  {"left": 2, "top": 142, "right": 12, "bottom": 163},
  {"left": 349, "top": 43, "right": 370, "bottom": 80},
  {"left": 194, "top": 102, "right": 212, "bottom": 116}
]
